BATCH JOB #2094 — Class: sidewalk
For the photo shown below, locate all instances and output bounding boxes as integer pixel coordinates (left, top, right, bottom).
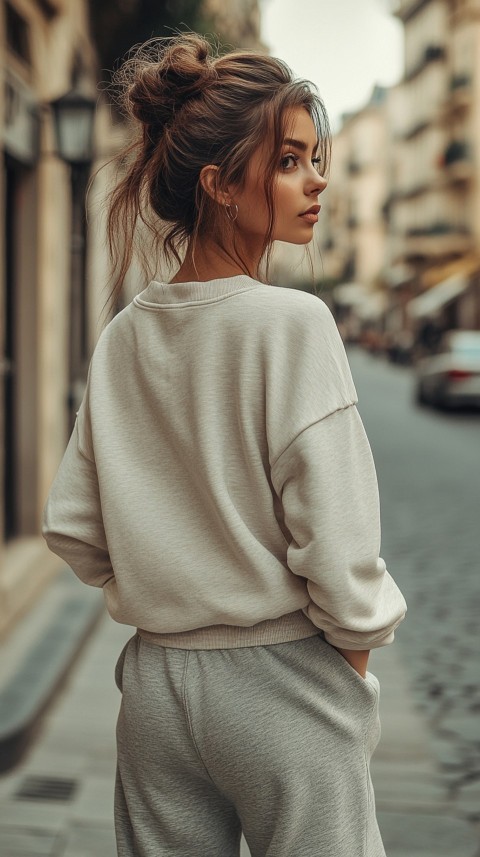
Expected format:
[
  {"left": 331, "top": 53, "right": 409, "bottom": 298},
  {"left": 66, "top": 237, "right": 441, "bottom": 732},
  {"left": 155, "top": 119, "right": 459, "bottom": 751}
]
[{"left": 0, "top": 576, "right": 478, "bottom": 857}]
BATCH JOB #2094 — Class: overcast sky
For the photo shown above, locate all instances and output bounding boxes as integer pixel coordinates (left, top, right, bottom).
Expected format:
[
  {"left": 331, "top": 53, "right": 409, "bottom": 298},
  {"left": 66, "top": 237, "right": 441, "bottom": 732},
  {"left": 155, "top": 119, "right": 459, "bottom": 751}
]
[{"left": 260, "top": 0, "right": 404, "bottom": 131}]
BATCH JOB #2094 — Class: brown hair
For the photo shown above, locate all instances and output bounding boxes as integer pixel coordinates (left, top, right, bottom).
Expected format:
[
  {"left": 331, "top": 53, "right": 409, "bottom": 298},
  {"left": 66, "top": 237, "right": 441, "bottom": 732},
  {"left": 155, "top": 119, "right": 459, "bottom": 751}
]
[{"left": 105, "top": 32, "right": 331, "bottom": 311}]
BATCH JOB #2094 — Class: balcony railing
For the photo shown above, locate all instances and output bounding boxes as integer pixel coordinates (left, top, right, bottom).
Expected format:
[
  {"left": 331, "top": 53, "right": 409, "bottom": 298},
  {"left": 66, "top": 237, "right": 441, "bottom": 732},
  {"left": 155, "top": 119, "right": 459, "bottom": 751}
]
[
  {"left": 450, "top": 73, "right": 471, "bottom": 91},
  {"left": 403, "top": 119, "right": 429, "bottom": 140},
  {"left": 441, "top": 74, "right": 472, "bottom": 119},
  {"left": 405, "top": 222, "right": 469, "bottom": 237},
  {"left": 402, "top": 222, "right": 472, "bottom": 258},
  {"left": 405, "top": 45, "right": 446, "bottom": 82}
]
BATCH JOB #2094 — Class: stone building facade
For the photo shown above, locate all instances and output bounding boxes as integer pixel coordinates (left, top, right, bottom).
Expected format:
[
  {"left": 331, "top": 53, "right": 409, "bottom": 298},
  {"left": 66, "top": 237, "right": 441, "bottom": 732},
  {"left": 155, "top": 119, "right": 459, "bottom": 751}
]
[
  {"left": 0, "top": 0, "right": 265, "bottom": 637},
  {"left": 318, "top": 87, "right": 390, "bottom": 340},
  {"left": 0, "top": 0, "right": 113, "bottom": 636},
  {"left": 386, "top": 0, "right": 480, "bottom": 343},
  {"left": 204, "top": 0, "right": 265, "bottom": 50},
  {"left": 318, "top": 0, "right": 480, "bottom": 348}
]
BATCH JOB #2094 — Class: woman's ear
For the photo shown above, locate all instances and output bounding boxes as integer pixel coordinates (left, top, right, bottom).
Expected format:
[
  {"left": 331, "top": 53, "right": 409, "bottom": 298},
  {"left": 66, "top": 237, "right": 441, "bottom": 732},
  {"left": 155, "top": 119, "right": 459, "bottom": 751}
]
[{"left": 199, "top": 165, "right": 228, "bottom": 205}]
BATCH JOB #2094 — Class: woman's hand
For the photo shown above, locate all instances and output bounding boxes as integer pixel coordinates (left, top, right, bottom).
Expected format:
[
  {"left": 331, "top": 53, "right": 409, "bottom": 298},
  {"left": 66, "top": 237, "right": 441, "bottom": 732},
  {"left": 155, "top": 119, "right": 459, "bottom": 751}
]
[{"left": 334, "top": 648, "right": 370, "bottom": 679}]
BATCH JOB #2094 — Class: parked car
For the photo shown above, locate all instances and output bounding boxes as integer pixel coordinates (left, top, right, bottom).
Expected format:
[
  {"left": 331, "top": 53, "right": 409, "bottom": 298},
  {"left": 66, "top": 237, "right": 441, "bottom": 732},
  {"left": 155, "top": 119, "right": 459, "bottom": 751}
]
[{"left": 414, "top": 330, "right": 480, "bottom": 409}]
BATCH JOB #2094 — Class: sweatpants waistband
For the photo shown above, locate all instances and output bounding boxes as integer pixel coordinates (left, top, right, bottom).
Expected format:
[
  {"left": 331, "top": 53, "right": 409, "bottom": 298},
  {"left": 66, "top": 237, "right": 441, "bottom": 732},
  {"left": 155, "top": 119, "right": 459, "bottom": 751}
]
[{"left": 137, "top": 609, "right": 320, "bottom": 650}]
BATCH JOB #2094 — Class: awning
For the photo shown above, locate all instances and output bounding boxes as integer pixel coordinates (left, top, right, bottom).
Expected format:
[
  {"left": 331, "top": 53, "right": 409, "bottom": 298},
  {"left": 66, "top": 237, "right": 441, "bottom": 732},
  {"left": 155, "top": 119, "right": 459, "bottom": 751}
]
[
  {"left": 407, "top": 274, "right": 470, "bottom": 320},
  {"left": 420, "top": 253, "right": 480, "bottom": 289}
]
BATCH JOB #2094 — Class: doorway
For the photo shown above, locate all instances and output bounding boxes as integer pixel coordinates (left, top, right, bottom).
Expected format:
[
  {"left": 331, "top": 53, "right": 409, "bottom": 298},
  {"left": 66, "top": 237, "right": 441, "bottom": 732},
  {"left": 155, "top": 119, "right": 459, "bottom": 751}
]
[{"left": 3, "top": 154, "right": 38, "bottom": 540}]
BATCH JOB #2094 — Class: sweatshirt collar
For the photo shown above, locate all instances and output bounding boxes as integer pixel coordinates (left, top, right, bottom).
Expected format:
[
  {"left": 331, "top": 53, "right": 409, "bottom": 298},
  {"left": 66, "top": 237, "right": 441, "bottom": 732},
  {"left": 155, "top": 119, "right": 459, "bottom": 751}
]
[{"left": 133, "top": 275, "right": 263, "bottom": 309}]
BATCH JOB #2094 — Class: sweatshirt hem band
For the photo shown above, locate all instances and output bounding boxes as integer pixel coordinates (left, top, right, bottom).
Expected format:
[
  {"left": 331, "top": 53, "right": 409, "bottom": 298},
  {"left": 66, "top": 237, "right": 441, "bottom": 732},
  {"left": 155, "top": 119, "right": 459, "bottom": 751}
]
[{"left": 137, "top": 610, "right": 320, "bottom": 649}]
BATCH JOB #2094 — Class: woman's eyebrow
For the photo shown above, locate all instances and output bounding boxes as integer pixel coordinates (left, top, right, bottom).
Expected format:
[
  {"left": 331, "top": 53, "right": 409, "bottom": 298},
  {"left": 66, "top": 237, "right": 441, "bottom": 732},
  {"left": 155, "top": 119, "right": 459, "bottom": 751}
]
[{"left": 283, "top": 137, "right": 320, "bottom": 154}]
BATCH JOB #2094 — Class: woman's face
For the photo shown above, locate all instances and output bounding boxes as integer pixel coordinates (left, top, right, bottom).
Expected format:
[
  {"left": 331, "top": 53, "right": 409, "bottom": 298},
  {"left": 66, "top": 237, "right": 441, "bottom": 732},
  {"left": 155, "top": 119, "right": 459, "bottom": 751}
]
[{"left": 233, "top": 107, "right": 328, "bottom": 246}]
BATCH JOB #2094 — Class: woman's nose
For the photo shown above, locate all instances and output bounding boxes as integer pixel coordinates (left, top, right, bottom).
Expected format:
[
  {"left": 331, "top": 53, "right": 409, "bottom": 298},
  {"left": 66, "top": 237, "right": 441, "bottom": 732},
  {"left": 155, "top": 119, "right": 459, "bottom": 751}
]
[
  {"left": 313, "top": 173, "right": 328, "bottom": 194},
  {"left": 306, "top": 166, "right": 327, "bottom": 194}
]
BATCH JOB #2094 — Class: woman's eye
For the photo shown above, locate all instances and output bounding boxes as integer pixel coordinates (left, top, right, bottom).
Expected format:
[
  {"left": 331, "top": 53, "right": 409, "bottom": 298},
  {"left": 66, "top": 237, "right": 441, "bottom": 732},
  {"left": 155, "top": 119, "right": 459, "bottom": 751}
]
[
  {"left": 280, "top": 154, "right": 298, "bottom": 170},
  {"left": 312, "top": 157, "right": 321, "bottom": 172}
]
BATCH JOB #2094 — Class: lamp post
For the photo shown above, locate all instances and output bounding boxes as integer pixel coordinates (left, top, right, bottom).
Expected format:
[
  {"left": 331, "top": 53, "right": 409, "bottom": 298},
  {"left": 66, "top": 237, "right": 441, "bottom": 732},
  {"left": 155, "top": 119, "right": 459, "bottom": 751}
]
[
  {"left": 49, "top": 86, "right": 96, "bottom": 431},
  {"left": 50, "top": 86, "right": 96, "bottom": 168}
]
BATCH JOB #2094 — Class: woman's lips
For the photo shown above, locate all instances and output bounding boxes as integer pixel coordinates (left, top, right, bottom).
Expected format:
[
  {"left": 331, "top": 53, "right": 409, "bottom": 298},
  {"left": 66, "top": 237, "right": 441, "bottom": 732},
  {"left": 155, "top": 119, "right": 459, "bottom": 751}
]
[{"left": 299, "top": 205, "right": 321, "bottom": 223}]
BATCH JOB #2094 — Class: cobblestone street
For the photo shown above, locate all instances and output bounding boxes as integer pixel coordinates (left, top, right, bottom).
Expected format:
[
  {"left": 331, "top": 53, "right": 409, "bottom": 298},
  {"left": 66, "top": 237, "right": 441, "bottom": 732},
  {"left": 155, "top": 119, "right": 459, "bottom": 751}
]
[{"left": 348, "top": 345, "right": 480, "bottom": 830}]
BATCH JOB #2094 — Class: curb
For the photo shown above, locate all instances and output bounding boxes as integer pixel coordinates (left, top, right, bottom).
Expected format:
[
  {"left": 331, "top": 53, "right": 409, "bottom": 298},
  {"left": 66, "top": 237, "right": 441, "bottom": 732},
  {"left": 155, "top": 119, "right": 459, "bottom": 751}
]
[{"left": 0, "top": 570, "right": 104, "bottom": 773}]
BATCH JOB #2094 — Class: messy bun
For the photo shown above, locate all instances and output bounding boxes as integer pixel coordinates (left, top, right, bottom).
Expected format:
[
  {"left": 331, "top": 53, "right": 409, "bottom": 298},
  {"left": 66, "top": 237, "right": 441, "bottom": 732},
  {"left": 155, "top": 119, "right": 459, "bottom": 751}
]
[
  {"left": 106, "top": 32, "right": 330, "bottom": 310},
  {"left": 125, "top": 34, "right": 218, "bottom": 130}
]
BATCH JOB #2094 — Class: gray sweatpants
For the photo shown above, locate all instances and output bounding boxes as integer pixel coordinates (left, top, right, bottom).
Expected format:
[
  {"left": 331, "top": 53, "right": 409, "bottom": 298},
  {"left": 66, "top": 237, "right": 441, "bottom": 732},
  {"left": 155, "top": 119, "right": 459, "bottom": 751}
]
[{"left": 114, "top": 632, "right": 385, "bottom": 857}]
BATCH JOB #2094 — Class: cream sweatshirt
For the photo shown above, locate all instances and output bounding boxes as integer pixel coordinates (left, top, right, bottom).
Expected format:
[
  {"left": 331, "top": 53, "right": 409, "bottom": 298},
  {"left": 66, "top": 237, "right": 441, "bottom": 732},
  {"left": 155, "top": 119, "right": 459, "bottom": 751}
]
[{"left": 42, "top": 275, "right": 406, "bottom": 650}]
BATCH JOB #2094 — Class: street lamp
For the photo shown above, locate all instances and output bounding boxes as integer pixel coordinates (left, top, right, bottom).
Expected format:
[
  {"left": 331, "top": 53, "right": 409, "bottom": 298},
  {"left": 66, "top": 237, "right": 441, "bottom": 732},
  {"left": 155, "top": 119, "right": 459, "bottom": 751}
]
[
  {"left": 50, "top": 86, "right": 96, "bottom": 166},
  {"left": 49, "top": 85, "right": 96, "bottom": 429}
]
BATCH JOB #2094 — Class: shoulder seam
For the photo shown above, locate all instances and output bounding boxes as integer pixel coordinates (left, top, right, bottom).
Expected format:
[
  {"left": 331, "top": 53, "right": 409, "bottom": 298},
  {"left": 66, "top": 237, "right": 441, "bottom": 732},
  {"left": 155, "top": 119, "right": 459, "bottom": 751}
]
[{"left": 270, "top": 401, "right": 357, "bottom": 470}]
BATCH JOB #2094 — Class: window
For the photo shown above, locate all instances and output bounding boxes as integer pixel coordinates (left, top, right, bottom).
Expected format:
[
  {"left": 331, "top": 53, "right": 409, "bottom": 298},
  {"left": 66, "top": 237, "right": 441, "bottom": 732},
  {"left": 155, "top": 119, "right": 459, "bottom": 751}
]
[{"left": 6, "top": 3, "right": 31, "bottom": 65}]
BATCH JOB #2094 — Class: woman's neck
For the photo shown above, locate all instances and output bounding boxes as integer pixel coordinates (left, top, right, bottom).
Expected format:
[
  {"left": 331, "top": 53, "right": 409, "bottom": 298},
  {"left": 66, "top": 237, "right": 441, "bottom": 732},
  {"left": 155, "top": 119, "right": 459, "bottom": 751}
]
[{"left": 170, "top": 238, "right": 260, "bottom": 284}]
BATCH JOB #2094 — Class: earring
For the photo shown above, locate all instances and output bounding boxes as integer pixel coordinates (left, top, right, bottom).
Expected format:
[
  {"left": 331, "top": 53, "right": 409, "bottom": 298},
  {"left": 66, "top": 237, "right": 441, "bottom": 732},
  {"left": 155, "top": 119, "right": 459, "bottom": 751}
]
[{"left": 224, "top": 202, "right": 239, "bottom": 222}]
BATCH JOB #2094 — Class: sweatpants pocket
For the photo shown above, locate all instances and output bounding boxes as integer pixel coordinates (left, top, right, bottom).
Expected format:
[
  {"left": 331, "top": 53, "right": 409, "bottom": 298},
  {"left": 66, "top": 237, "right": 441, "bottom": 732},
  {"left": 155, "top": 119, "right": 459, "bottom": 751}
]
[{"left": 321, "top": 637, "right": 380, "bottom": 702}]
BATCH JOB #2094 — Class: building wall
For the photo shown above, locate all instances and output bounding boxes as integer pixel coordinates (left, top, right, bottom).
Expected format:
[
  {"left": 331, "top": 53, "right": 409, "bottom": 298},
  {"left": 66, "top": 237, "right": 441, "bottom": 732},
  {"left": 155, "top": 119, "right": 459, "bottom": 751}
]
[
  {"left": 0, "top": 0, "right": 115, "bottom": 635},
  {"left": 453, "top": 13, "right": 480, "bottom": 247},
  {"left": 387, "top": 0, "right": 480, "bottom": 339},
  {"left": 403, "top": 0, "right": 446, "bottom": 72},
  {"left": 326, "top": 0, "right": 480, "bottom": 343},
  {"left": 204, "top": 0, "right": 265, "bottom": 50},
  {"left": 350, "top": 108, "right": 389, "bottom": 287},
  {"left": 389, "top": 0, "right": 451, "bottom": 266},
  {"left": 318, "top": 130, "right": 351, "bottom": 283},
  {"left": 318, "top": 89, "right": 389, "bottom": 298},
  {"left": 0, "top": 0, "right": 269, "bottom": 637}
]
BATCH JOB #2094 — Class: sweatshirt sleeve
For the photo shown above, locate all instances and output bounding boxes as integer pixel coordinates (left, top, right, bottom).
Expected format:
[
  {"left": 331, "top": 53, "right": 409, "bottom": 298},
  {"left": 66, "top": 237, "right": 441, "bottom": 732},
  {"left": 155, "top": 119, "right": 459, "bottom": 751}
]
[
  {"left": 42, "top": 409, "right": 114, "bottom": 589},
  {"left": 271, "top": 403, "right": 407, "bottom": 649}
]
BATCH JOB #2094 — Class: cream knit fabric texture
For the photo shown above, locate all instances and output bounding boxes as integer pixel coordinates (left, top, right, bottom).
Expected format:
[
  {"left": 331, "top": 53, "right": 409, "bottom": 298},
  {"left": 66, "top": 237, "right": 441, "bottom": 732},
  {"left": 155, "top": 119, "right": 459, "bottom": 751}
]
[{"left": 43, "top": 276, "right": 406, "bottom": 649}]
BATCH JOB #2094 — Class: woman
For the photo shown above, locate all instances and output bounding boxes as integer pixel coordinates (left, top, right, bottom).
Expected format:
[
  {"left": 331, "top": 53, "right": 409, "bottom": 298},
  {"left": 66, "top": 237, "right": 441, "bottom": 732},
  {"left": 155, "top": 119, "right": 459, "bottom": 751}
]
[{"left": 43, "top": 33, "right": 406, "bottom": 857}]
